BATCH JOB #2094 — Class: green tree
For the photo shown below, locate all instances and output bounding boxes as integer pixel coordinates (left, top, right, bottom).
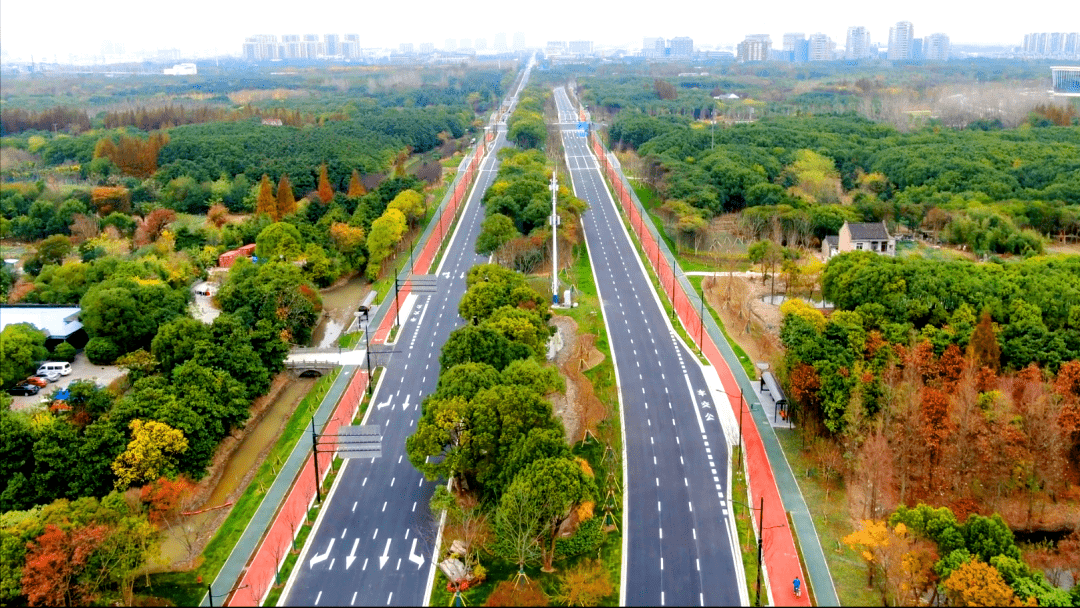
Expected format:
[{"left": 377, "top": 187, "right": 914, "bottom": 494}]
[
  {"left": 440, "top": 325, "right": 531, "bottom": 372},
  {"left": 255, "top": 221, "right": 304, "bottom": 262},
  {"left": 476, "top": 213, "right": 519, "bottom": 255},
  {"left": 503, "top": 457, "right": 594, "bottom": 571},
  {"left": 0, "top": 324, "right": 48, "bottom": 387}
]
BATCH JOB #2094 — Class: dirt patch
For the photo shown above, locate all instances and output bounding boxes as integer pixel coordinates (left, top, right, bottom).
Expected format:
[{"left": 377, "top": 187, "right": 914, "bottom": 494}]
[
  {"left": 548, "top": 315, "right": 607, "bottom": 444},
  {"left": 701, "top": 273, "right": 783, "bottom": 368}
]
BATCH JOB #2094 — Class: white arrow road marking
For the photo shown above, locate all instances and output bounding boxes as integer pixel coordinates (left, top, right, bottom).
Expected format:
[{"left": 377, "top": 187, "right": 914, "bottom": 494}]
[
  {"left": 345, "top": 538, "right": 360, "bottom": 569},
  {"left": 408, "top": 538, "right": 425, "bottom": 568},
  {"left": 309, "top": 538, "right": 334, "bottom": 568},
  {"left": 379, "top": 538, "right": 392, "bottom": 569},
  {"left": 377, "top": 399, "right": 391, "bottom": 410},
  {"left": 401, "top": 394, "right": 411, "bottom": 411}
]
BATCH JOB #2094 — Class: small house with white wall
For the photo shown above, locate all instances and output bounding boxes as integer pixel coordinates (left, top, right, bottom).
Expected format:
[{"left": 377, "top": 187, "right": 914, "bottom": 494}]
[{"left": 822, "top": 221, "right": 895, "bottom": 258}]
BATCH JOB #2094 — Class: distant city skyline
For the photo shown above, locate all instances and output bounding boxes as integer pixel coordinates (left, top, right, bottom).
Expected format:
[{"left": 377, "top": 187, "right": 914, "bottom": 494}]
[{"left": 0, "top": 0, "right": 1070, "bottom": 62}]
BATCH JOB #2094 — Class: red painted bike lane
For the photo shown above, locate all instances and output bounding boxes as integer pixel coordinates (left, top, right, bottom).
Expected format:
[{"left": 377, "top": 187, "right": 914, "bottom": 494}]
[
  {"left": 590, "top": 135, "right": 810, "bottom": 607},
  {"left": 227, "top": 144, "right": 487, "bottom": 606}
]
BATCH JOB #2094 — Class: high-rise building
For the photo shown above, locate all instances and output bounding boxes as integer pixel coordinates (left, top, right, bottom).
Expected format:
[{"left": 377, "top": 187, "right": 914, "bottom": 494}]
[
  {"left": 243, "top": 35, "right": 278, "bottom": 61},
  {"left": 459, "top": 38, "right": 472, "bottom": 50},
  {"left": 924, "top": 33, "right": 950, "bottom": 61},
  {"left": 324, "top": 34, "right": 340, "bottom": 56},
  {"left": 1023, "top": 32, "right": 1080, "bottom": 57},
  {"left": 888, "top": 21, "right": 915, "bottom": 60},
  {"left": 737, "top": 35, "right": 771, "bottom": 62},
  {"left": 808, "top": 33, "right": 834, "bottom": 60},
  {"left": 303, "top": 34, "right": 320, "bottom": 58},
  {"left": 399, "top": 43, "right": 415, "bottom": 54},
  {"left": 494, "top": 33, "right": 508, "bottom": 52},
  {"left": 444, "top": 38, "right": 457, "bottom": 52},
  {"left": 670, "top": 37, "right": 694, "bottom": 57},
  {"left": 281, "top": 35, "right": 301, "bottom": 59},
  {"left": 343, "top": 34, "right": 360, "bottom": 59},
  {"left": 546, "top": 41, "right": 567, "bottom": 55},
  {"left": 476, "top": 38, "right": 487, "bottom": 51},
  {"left": 569, "top": 40, "right": 594, "bottom": 55},
  {"left": 845, "top": 26, "right": 872, "bottom": 60},
  {"left": 643, "top": 37, "right": 665, "bottom": 58},
  {"left": 781, "top": 33, "right": 806, "bottom": 62},
  {"left": 419, "top": 42, "right": 435, "bottom": 54},
  {"left": 513, "top": 32, "right": 525, "bottom": 51}
]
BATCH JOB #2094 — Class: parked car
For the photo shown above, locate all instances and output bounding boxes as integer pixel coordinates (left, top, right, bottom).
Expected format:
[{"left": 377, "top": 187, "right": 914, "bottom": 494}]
[
  {"left": 8, "top": 384, "right": 40, "bottom": 396},
  {"left": 35, "top": 371, "right": 62, "bottom": 383},
  {"left": 23, "top": 376, "right": 48, "bottom": 388},
  {"left": 37, "top": 361, "right": 73, "bottom": 376}
]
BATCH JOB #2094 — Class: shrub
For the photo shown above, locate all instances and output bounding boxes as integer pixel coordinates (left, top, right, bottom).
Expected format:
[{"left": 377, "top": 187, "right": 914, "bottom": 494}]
[
  {"left": 554, "top": 516, "right": 605, "bottom": 560},
  {"left": 85, "top": 337, "right": 120, "bottom": 364},
  {"left": 52, "top": 342, "right": 77, "bottom": 362}
]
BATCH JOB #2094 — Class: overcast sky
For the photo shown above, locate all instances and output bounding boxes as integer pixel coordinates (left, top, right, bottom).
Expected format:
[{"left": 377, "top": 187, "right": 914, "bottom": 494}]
[{"left": 0, "top": 0, "right": 1060, "bottom": 60}]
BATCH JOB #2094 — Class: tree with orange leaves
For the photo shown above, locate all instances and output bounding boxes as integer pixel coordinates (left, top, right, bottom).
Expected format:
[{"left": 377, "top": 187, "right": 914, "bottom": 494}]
[
  {"left": 968, "top": 311, "right": 1001, "bottom": 372},
  {"left": 255, "top": 174, "right": 277, "bottom": 219},
  {"left": 317, "top": 163, "right": 333, "bottom": 203},
  {"left": 276, "top": 174, "right": 296, "bottom": 217},
  {"left": 348, "top": 169, "right": 367, "bottom": 197},
  {"left": 21, "top": 524, "right": 108, "bottom": 607},
  {"left": 942, "top": 560, "right": 1028, "bottom": 607}
]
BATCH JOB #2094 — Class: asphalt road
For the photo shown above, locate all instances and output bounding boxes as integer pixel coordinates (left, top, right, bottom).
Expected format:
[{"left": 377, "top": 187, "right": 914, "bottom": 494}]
[
  {"left": 279, "top": 62, "right": 532, "bottom": 607},
  {"left": 555, "top": 87, "right": 742, "bottom": 607}
]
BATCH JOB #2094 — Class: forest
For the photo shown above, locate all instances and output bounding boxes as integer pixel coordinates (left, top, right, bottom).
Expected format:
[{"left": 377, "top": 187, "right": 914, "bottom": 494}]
[{"left": 0, "top": 64, "right": 512, "bottom": 606}]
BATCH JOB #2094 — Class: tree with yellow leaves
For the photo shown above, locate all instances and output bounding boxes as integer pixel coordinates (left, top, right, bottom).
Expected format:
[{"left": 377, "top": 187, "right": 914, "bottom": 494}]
[
  {"left": 255, "top": 174, "right": 277, "bottom": 219},
  {"left": 348, "top": 169, "right": 367, "bottom": 197},
  {"left": 942, "top": 560, "right": 1029, "bottom": 607},
  {"left": 844, "top": 519, "right": 936, "bottom": 605},
  {"left": 111, "top": 420, "right": 188, "bottom": 490},
  {"left": 277, "top": 174, "right": 296, "bottom": 217},
  {"left": 317, "top": 163, "right": 334, "bottom": 204},
  {"left": 554, "top": 559, "right": 612, "bottom": 606},
  {"left": 387, "top": 189, "right": 425, "bottom": 228}
]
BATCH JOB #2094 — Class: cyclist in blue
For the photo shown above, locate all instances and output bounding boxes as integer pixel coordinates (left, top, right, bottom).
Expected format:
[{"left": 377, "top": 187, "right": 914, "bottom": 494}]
[{"left": 793, "top": 576, "right": 802, "bottom": 598}]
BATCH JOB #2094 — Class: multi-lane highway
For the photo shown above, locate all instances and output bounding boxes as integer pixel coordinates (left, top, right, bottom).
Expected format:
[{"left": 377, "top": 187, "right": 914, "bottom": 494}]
[
  {"left": 279, "top": 61, "right": 532, "bottom": 607},
  {"left": 555, "top": 86, "right": 743, "bottom": 607}
]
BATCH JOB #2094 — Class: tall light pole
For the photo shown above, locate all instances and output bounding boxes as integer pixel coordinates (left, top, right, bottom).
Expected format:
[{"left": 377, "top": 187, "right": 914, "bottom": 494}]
[{"left": 550, "top": 170, "right": 559, "bottom": 304}]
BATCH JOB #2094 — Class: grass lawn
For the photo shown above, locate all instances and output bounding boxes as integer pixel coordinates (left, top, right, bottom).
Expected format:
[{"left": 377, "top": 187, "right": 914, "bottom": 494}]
[
  {"left": 135, "top": 369, "right": 342, "bottom": 606},
  {"left": 774, "top": 428, "right": 879, "bottom": 607}
]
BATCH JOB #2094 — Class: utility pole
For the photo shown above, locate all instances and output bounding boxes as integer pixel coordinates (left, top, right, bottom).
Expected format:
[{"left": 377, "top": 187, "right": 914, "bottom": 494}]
[
  {"left": 738, "top": 389, "right": 745, "bottom": 470},
  {"left": 755, "top": 497, "right": 764, "bottom": 607},
  {"left": 311, "top": 418, "right": 323, "bottom": 504},
  {"left": 550, "top": 170, "right": 559, "bottom": 304}
]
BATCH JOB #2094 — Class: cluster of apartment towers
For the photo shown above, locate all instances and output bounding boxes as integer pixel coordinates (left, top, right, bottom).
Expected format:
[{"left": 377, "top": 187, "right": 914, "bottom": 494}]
[
  {"left": 242, "top": 33, "right": 527, "bottom": 61},
  {"left": 735, "top": 22, "right": 947, "bottom": 63}
]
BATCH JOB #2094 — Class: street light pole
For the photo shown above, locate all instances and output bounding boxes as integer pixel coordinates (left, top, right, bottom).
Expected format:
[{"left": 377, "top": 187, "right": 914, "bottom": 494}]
[
  {"left": 364, "top": 319, "right": 372, "bottom": 396},
  {"left": 311, "top": 417, "right": 323, "bottom": 504}
]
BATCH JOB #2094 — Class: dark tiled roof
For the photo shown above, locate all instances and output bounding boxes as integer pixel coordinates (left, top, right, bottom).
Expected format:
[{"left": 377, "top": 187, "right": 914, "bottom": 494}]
[
  {"left": 825, "top": 235, "right": 839, "bottom": 248},
  {"left": 847, "top": 222, "right": 890, "bottom": 240}
]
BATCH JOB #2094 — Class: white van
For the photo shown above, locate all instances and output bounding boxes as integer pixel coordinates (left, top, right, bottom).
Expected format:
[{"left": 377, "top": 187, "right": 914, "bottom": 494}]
[{"left": 37, "top": 361, "right": 72, "bottom": 376}]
